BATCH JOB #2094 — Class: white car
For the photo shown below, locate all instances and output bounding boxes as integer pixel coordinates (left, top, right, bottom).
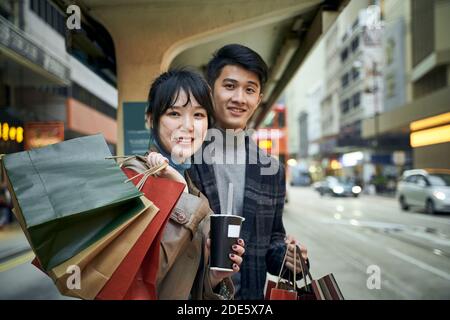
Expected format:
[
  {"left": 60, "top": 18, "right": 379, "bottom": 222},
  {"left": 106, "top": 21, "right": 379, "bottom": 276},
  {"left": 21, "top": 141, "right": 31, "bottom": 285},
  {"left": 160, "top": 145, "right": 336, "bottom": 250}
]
[{"left": 397, "top": 169, "right": 450, "bottom": 214}]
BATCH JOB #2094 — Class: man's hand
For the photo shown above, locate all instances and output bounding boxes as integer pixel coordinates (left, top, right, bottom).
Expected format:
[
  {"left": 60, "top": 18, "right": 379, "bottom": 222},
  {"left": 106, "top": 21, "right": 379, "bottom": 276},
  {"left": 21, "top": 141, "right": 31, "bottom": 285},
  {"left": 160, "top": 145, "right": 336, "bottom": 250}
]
[
  {"left": 207, "top": 238, "right": 245, "bottom": 289},
  {"left": 284, "top": 234, "right": 308, "bottom": 274}
]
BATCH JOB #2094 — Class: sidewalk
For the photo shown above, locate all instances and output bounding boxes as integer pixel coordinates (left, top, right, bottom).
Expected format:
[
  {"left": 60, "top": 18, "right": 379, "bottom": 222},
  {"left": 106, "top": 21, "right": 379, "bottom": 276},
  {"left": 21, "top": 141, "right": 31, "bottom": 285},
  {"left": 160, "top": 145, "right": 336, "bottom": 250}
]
[{"left": 0, "top": 222, "right": 30, "bottom": 262}]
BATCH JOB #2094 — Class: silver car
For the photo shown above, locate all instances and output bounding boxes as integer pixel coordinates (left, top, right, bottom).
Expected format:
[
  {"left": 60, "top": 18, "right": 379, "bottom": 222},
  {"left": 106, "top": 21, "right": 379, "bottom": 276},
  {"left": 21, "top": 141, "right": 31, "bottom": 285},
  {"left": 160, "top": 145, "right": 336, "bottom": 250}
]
[{"left": 397, "top": 169, "right": 450, "bottom": 214}]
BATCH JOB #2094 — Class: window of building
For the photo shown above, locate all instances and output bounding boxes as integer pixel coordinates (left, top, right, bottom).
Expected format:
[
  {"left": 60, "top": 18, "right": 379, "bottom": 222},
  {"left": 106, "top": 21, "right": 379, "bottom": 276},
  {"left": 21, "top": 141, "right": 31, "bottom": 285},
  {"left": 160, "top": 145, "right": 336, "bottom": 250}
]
[
  {"left": 352, "top": 92, "right": 361, "bottom": 108},
  {"left": 277, "top": 111, "right": 285, "bottom": 128},
  {"left": 352, "top": 18, "right": 359, "bottom": 31},
  {"left": 30, "top": 0, "right": 117, "bottom": 86},
  {"left": 341, "top": 73, "right": 349, "bottom": 89},
  {"left": 341, "top": 48, "right": 348, "bottom": 62},
  {"left": 351, "top": 36, "right": 360, "bottom": 53},
  {"left": 412, "top": 0, "right": 435, "bottom": 67},
  {"left": 0, "top": 1, "right": 13, "bottom": 22},
  {"left": 38, "top": 0, "right": 45, "bottom": 19},
  {"left": 352, "top": 67, "right": 360, "bottom": 80},
  {"left": 341, "top": 99, "right": 350, "bottom": 114},
  {"left": 30, "top": 0, "right": 65, "bottom": 37}
]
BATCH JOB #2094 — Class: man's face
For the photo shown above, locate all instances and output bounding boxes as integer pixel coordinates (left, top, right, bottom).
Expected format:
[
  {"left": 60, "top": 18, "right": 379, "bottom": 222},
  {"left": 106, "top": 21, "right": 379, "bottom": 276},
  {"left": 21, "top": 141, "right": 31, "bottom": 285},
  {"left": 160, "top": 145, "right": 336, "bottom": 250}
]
[{"left": 212, "top": 65, "right": 263, "bottom": 130}]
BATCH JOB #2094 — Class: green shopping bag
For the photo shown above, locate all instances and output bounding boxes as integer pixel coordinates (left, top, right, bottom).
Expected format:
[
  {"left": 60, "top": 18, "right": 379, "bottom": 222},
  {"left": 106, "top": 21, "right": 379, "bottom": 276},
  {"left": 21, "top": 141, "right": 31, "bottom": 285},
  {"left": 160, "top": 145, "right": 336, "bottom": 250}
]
[{"left": 1, "top": 134, "right": 143, "bottom": 271}]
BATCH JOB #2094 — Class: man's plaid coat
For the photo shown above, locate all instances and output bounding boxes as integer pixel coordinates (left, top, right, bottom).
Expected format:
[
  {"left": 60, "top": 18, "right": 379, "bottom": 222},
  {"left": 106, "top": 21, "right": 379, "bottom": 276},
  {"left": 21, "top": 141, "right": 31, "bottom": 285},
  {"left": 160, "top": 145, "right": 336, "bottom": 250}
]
[{"left": 188, "top": 137, "right": 287, "bottom": 300}]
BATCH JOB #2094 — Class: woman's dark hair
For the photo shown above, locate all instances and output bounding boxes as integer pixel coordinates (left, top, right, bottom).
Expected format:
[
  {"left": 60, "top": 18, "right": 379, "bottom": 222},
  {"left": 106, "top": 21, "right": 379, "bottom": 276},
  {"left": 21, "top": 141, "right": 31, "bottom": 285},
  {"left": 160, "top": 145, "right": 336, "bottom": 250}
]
[
  {"left": 206, "top": 44, "right": 268, "bottom": 92},
  {"left": 146, "top": 68, "right": 215, "bottom": 134}
]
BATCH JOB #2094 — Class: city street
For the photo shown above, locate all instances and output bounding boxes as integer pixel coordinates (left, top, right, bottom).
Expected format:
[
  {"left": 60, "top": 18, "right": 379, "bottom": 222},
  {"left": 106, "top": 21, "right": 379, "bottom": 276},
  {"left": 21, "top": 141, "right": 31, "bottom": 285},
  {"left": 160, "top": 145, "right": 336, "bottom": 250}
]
[
  {"left": 1, "top": 186, "right": 449, "bottom": 299},
  {"left": 283, "top": 186, "right": 450, "bottom": 299}
]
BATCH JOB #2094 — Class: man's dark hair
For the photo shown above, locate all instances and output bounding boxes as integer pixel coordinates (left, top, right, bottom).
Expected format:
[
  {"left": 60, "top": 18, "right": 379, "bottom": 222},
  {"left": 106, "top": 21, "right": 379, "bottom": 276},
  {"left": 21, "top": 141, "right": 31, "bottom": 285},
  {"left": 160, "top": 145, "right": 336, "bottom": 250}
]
[
  {"left": 146, "top": 68, "right": 215, "bottom": 135},
  {"left": 206, "top": 44, "right": 268, "bottom": 92}
]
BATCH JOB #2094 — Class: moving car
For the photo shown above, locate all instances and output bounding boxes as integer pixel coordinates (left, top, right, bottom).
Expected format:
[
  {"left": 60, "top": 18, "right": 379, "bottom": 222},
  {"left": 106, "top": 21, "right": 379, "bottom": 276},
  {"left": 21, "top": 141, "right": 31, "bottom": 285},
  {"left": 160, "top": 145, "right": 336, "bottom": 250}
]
[
  {"left": 314, "top": 176, "right": 362, "bottom": 198},
  {"left": 397, "top": 169, "right": 450, "bottom": 214}
]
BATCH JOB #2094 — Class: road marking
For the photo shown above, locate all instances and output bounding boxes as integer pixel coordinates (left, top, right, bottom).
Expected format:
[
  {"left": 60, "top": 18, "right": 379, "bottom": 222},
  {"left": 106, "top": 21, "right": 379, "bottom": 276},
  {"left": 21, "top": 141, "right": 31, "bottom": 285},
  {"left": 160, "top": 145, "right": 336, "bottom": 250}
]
[
  {"left": 387, "top": 248, "right": 450, "bottom": 281},
  {"left": 0, "top": 251, "right": 34, "bottom": 272},
  {"left": 319, "top": 218, "right": 406, "bottom": 231}
]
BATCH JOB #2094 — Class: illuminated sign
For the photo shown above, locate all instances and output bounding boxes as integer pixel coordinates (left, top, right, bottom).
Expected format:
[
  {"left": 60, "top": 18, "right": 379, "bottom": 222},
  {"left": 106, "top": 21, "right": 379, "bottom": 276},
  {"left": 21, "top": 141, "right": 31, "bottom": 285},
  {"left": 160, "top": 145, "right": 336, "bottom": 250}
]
[
  {"left": 24, "top": 122, "right": 64, "bottom": 150},
  {"left": 410, "top": 124, "right": 450, "bottom": 148},
  {"left": 341, "top": 151, "right": 364, "bottom": 167},
  {"left": 258, "top": 139, "right": 273, "bottom": 150},
  {"left": 0, "top": 122, "right": 24, "bottom": 143},
  {"left": 410, "top": 112, "right": 450, "bottom": 132}
]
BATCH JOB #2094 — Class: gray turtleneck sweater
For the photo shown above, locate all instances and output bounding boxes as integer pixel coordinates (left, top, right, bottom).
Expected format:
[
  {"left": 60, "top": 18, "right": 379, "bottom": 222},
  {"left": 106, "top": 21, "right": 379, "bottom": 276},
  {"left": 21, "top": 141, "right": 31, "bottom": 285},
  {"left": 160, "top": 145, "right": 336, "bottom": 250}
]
[
  {"left": 212, "top": 128, "right": 247, "bottom": 297},
  {"left": 212, "top": 129, "right": 246, "bottom": 216}
]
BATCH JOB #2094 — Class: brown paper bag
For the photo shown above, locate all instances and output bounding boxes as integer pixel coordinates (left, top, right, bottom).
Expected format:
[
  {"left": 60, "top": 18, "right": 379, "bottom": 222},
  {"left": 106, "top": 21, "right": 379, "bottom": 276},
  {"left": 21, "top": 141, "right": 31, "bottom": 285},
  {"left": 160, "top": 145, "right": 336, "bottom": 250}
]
[
  {"left": 52, "top": 196, "right": 159, "bottom": 299},
  {"left": 48, "top": 204, "right": 143, "bottom": 293}
]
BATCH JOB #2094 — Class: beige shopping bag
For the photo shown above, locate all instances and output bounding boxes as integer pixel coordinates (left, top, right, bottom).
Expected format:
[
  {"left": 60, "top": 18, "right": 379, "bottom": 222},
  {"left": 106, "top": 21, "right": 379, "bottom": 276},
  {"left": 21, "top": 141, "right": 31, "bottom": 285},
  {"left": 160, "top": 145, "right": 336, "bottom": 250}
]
[{"left": 52, "top": 196, "right": 159, "bottom": 299}]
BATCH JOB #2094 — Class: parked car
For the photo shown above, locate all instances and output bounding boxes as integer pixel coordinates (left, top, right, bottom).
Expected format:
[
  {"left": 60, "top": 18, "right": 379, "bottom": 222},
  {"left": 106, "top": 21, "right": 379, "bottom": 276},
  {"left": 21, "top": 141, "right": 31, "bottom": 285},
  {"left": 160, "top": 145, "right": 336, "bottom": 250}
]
[
  {"left": 313, "top": 176, "right": 362, "bottom": 198},
  {"left": 397, "top": 169, "right": 450, "bottom": 214},
  {"left": 290, "top": 166, "right": 312, "bottom": 186}
]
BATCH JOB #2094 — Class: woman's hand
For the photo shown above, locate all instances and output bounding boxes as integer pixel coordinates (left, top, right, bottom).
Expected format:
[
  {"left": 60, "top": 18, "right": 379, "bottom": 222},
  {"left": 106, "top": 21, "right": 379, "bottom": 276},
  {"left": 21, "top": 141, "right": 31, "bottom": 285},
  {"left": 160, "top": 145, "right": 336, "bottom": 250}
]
[
  {"left": 146, "top": 152, "right": 188, "bottom": 191},
  {"left": 207, "top": 238, "right": 245, "bottom": 289}
]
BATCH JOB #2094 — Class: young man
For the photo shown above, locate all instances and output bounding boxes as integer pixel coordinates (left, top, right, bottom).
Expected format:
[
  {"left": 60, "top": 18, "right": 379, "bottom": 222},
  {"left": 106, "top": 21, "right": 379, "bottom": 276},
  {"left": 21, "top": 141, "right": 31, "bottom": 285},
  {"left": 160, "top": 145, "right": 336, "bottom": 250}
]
[{"left": 189, "top": 44, "right": 308, "bottom": 300}]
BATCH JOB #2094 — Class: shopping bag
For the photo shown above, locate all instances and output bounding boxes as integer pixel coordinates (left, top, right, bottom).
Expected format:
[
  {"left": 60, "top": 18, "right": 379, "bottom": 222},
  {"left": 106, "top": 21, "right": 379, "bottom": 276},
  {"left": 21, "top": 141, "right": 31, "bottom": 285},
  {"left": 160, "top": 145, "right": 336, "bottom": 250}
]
[
  {"left": 305, "top": 273, "right": 344, "bottom": 300},
  {"left": 266, "top": 245, "right": 344, "bottom": 300},
  {"left": 96, "top": 159, "right": 185, "bottom": 300},
  {"left": 269, "top": 244, "right": 299, "bottom": 300},
  {"left": 1, "top": 134, "right": 143, "bottom": 271},
  {"left": 30, "top": 197, "right": 159, "bottom": 300},
  {"left": 55, "top": 197, "right": 158, "bottom": 299},
  {"left": 30, "top": 200, "right": 141, "bottom": 277}
]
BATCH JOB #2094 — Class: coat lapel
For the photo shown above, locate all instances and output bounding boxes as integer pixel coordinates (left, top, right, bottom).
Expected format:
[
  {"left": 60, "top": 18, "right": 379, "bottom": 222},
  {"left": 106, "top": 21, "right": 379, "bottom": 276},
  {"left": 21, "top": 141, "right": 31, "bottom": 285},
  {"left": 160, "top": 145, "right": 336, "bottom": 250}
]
[
  {"left": 199, "top": 161, "right": 221, "bottom": 216},
  {"left": 241, "top": 137, "right": 262, "bottom": 240}
]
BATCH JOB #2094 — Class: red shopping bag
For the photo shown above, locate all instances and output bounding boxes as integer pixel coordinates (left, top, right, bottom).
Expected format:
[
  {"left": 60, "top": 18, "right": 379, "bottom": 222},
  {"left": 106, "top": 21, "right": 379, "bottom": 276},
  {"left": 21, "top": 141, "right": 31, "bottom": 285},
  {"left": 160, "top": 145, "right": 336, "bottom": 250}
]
[
  {"left": 268, "top": 244, "right": 298, "bottom": 300},
  {"left": 96, "top": 167, "right": 185, "bottom": 300}
]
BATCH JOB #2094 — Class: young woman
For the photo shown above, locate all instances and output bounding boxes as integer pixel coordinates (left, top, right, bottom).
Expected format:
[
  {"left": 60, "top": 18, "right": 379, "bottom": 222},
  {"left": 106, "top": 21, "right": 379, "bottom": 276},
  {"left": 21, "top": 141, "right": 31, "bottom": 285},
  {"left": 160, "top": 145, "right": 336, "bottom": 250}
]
[{"left": 132, "top": 69, "right": 244, "bottom": 299}]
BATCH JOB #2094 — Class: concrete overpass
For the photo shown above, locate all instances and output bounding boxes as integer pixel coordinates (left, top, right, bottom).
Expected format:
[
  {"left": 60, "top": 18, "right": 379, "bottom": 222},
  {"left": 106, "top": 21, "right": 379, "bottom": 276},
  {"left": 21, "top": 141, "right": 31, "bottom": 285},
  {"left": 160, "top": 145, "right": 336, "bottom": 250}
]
[{"left": 54, "top": 0, "right": 349, "bottom": 154}]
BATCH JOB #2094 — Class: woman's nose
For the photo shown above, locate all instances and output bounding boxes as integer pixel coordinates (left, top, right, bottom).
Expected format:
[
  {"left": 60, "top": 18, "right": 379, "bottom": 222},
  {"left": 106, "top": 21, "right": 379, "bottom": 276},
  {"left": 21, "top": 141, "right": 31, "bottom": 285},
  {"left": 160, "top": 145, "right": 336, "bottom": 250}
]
[{"left": 181, "top": 115, "right": 194, "bottom": 131}]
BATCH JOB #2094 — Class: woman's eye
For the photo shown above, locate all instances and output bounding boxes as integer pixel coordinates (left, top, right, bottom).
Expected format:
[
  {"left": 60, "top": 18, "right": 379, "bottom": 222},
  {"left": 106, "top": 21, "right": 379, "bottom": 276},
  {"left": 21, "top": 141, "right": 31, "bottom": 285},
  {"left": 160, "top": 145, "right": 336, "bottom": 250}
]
[
  {"left": 194, "top": 112, "right": 206, "bottom": 118},
  {"left": 224, "top": 83, "right": 235, "bottom": 89},
  {"left": 247, "top": 87, "right": 256, "bottom": 94},
  {"left": 167, "top": 111, "right": 180, "bottom": 117}
]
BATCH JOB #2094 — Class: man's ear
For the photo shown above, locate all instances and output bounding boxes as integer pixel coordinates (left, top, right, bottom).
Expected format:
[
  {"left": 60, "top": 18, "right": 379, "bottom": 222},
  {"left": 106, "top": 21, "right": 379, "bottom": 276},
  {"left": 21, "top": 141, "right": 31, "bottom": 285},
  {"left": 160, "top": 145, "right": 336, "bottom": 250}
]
[{"left": 256, "top": 93, "right": 263, "bottom": 108}]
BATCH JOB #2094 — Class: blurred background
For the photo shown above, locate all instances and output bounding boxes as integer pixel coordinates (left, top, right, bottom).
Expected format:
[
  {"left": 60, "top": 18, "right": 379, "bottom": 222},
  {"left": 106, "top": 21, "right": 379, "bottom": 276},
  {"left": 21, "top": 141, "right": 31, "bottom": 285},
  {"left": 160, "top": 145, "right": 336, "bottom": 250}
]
[{"left": 0, "top": 0, "right": 449, "bottom": 299}]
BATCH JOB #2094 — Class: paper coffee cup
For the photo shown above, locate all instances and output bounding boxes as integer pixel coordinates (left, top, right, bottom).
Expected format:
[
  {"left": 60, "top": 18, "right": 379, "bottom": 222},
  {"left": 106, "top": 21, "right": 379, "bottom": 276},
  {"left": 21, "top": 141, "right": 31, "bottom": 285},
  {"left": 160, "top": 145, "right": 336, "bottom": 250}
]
[{"left": 210, "top": 214, "right": 245, "bottom": 271}]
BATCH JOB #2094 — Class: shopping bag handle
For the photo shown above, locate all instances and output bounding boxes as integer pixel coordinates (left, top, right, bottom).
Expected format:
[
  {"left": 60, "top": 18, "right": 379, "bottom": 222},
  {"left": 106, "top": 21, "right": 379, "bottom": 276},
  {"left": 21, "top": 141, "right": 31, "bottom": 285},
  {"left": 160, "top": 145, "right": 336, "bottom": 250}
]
[
  {"left": 106, "top": 155, "right": 168, "bottom": 190},
  {"left": 295, "top": 244, "right": 314, "bottom": 290},
  {"left": 275, "top": 244, "right": 298, "bottom": 291}
]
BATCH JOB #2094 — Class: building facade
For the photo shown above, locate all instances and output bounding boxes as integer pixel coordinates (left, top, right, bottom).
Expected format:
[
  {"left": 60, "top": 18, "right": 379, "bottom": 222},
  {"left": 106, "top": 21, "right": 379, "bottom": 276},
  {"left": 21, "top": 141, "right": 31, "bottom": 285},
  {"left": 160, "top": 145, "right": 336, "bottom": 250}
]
[
  {"left": 0, "top": 0, "right": 118, "bottom": 157},
  {"left": 362, "top": 0, "right": 450, "bottom": 170}
]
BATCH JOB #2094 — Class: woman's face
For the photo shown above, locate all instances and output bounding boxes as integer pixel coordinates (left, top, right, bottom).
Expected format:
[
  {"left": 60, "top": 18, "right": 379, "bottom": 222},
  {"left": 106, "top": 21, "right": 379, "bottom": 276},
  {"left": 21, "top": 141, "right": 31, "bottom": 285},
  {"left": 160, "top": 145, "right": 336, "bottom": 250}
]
[{"left": 158, "top": 89, "right": 208, "bottom": 162}]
